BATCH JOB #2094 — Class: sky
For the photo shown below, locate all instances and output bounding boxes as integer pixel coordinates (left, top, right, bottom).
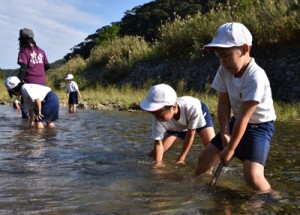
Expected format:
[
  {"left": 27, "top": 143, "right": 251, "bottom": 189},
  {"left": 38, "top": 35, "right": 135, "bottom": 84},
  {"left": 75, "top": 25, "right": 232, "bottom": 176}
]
[{"left": 0, "top": 0, "right": 152, "bottom": 69}]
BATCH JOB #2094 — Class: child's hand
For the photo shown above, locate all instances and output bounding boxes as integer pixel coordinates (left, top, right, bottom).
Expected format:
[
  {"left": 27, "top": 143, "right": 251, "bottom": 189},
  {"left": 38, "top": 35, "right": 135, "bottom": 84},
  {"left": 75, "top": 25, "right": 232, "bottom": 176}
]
[{"left": 153, "top": 161, "right": 165, "bottom": 168}]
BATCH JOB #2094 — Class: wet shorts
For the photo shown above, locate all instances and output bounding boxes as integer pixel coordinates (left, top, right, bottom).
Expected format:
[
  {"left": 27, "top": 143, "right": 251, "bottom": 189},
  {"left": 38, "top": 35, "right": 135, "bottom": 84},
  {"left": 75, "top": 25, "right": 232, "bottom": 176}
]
[
  {"left": 211, "top": 117, "right": 274, "bottom": 166},
  {"left": 68, "top": 92, "right": 78, "bottom": 105},
  {"left": 35, "top": 91, "right": 59, "bottom": 123},
  {"left": 166, "top": 102, "right": 214, "bottom": 139}
]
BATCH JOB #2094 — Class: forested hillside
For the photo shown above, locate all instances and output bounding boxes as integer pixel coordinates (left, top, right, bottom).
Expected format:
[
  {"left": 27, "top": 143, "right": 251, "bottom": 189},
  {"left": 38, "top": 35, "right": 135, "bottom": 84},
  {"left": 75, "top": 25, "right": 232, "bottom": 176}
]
[
  {"left": 64, "top": 0, "right": 261, "bottom": 61},
  {"left": 2, "top": 0, "right": 299, "bottom": 102}
]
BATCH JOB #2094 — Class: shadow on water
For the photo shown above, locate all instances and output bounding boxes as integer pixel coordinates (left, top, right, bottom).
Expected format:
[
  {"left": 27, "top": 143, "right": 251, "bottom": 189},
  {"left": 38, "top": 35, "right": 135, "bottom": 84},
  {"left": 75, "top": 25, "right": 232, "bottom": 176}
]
[{"left": 0, "top": 105, "right": 299, "bottom": 214}]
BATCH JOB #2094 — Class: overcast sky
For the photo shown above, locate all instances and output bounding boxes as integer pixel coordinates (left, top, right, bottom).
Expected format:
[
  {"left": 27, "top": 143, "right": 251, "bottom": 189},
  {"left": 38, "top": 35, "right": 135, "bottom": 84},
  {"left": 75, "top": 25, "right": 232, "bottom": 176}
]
[{"left": 0, "top": 0, "right": 152, "bottom": 69}]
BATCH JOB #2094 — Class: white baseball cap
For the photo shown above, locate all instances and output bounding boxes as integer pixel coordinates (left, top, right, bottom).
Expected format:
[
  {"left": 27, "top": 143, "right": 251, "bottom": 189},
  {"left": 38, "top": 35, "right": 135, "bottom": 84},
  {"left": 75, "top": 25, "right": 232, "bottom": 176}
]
[
  {"left": 204, "top": 22, "right": 252, "bottom": 48},
  {"left": 140, "top": 84, "right": 177, "bottom": 112},
  {"left": 65, "top": 74, "right": 74, "bottom": 80},
  {"left": 4, "top": 76, "right": 21, "bottom": 91}
]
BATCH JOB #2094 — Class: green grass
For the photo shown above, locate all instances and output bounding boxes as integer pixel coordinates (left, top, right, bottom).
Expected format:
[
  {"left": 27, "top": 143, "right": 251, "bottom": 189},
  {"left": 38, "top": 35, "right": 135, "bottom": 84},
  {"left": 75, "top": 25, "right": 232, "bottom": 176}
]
[
  {"left": 1, "top": 0, "right": 299, "bottom": 121},
  {"left": 0, "top": 79, "right": 298, "bottom": 121}
]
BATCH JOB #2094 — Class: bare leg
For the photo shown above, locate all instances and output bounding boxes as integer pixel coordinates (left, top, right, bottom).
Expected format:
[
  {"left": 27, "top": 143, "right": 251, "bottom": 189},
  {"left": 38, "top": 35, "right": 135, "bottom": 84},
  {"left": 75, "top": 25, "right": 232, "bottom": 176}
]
[
  {"left": 198, "top": 127, "right": 215, "bottom": 146},
  {"left": 36, "top": 122, "right": 44, "bottom": 129},
  {"left": 243, "top": 160, "right": 271, "bottom": 191},
  {"left": 46, "top": 122, "right": 55, "bottom": 127},
  {"left": 162, "top": 135, "right": 180, "bottom": 153},
  {"left": 148, "top": 135, "right": 179, "bottom": 159},
  {"left": 195, "top": 143, "right": 221, "bottom": 175},
  {"left": 73, "top": 104, "right": 77, "bottom": 113}
]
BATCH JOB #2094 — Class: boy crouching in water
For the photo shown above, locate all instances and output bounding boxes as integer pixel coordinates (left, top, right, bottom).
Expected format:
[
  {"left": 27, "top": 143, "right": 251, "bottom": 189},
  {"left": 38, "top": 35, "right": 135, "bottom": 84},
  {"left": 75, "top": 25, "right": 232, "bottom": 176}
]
[{"left": 140, "top": 84, "right": 215, "bottom": 168}]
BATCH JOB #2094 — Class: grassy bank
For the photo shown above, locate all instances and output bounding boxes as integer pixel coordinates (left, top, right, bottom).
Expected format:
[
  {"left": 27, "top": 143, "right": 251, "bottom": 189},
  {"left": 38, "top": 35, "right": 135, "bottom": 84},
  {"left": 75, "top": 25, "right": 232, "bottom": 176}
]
[
  {"left": 0, "top": 80, "right": 298, "bottom": 122},
  {"left": 44, "top": 0, "right": 300, "bottom": 90}
]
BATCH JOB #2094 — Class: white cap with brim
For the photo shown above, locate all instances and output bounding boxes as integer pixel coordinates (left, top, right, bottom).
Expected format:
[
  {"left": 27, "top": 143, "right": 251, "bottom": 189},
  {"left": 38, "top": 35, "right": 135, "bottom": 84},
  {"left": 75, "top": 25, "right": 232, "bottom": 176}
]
[
  {"left": 204, "top": 22, "right": 252, "bottom": 48},
  {"left": 140, "top": 84, "right": 177, "bottom": 112},
  {"left": 65, "top": 74, "right": 74, "bottom": 80},
  {"left": 4, "top": 76, "right": 21, "bottom": 91}
]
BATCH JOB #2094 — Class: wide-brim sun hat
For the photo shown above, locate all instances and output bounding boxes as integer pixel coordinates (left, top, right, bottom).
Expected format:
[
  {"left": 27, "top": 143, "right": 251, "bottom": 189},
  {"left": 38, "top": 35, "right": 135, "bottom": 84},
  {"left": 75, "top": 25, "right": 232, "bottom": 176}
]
[
  {"left": 140, "top": 84, "right": 177, "bottom": 112},
  {"left": 4, "top": 76, "right": 21, "bottom": 91},
  {"left": 204, "top": 22, "right": 252, "bottom": 48},
  {"left": 65, "top": 74, "right": 74, "bottom": 80}
]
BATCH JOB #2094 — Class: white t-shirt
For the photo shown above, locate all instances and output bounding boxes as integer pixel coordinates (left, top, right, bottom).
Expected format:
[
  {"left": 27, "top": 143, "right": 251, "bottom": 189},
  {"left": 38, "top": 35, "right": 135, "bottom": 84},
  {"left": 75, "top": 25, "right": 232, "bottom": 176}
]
[
  {"left": 66, "top": 81, "right": 79, "bottom": 92},
  {"left": 151, "top": 96, "right": 206, "bottom": 140},
  {"left": 211, "top": 58, "right": 276, "bottom": 123},
  {"left": 21, "top": 84, "right": 51, "bottom": 109}
]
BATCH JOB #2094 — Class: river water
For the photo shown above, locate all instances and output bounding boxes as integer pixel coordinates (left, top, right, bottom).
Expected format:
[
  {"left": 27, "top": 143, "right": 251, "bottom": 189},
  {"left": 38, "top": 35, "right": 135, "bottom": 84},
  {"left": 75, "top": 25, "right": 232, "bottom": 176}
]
[{"left": 0, "top": 105, "right": 299, "bottom": 214}]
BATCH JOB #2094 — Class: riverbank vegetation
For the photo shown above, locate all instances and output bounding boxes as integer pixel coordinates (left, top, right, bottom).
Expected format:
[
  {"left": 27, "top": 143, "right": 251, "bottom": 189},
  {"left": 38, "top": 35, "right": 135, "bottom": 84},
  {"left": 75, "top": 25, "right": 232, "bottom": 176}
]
[
  {"left": 0, "top": 78, "right": 298, "bottom": 122},
  {"left": 0, "top": 0, "right": 299, "bottom": 121}
]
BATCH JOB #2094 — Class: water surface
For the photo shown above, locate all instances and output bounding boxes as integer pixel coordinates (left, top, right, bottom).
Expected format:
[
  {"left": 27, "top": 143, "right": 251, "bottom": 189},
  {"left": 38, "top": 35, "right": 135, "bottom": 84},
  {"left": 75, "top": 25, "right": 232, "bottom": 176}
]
[{"left": 0, "top": 105, "right": 299, "bottom": 214}]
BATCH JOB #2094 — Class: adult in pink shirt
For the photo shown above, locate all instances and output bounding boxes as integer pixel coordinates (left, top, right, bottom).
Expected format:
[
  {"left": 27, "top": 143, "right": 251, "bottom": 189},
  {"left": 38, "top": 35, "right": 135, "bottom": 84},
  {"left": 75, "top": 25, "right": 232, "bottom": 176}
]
[{"left": 17, "top": 28, "right": 50, "bottom": 85}]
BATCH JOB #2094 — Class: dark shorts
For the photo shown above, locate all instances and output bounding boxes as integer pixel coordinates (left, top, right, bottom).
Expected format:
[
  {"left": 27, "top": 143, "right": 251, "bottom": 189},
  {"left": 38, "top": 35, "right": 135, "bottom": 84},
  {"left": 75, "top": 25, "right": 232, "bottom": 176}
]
[
  {"left": 35, "top": 91, "right": 59, "bottom": 123},
  {"left": 20, "top": 97, "right": 29, "bottom": 119},
  {"left": 166, "top": 102, "right": 214, "bottom": 139},
  {"left": 68, "top": 92, "right": 78, "bottom": 105},
  {"left": 211, "top": 117, "right": 274, "bottom": 166}
]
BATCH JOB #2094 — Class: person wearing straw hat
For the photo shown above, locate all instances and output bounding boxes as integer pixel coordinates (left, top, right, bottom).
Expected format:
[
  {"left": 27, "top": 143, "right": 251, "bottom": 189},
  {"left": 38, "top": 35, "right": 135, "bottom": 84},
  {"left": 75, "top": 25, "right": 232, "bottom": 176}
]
[
  {"left": 4, "top": 76, "right": 59, "bottom": 129},
  {"left": 65, "top": 74, "right": 82, "bottom": 113},
  {"left": 194, "top": 22, "right": 276, "bottom": 192},
  {"left": 140, "top": 83, "right": 215, "bottom": 168}
]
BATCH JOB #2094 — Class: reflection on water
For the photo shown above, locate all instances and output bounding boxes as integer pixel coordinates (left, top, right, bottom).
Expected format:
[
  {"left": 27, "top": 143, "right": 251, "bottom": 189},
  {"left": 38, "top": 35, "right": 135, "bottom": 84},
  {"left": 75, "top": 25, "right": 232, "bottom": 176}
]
[{"left": 0, "top": 105, "right": 299, "bottom": 214}]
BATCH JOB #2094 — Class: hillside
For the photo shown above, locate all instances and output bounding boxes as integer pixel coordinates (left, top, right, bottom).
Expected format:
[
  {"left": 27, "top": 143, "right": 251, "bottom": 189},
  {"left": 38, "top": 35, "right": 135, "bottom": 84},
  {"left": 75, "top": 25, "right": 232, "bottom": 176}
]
[{"left": 2, "top": 0, "right": 299, "bottom": 103}]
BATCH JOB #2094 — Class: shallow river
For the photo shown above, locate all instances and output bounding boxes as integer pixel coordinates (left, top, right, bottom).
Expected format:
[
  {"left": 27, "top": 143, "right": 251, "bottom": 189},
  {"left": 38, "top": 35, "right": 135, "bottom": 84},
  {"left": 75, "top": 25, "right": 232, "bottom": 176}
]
[{"left": 0, "top": 105, "right": 299, "bottom": 214}]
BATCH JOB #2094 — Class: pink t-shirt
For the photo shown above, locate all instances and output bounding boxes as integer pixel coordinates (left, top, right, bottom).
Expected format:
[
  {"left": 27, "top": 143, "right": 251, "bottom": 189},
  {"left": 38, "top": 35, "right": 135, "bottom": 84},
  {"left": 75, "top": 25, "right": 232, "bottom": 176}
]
[{"left": 17, "top": 46, "right": 49, "bottom": 85}]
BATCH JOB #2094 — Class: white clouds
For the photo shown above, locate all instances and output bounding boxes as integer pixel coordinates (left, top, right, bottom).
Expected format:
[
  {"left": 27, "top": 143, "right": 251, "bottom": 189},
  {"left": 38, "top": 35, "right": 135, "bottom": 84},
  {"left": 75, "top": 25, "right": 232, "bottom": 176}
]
[{"left": 0, "top": 0, "right": 105, "bottom": 69}]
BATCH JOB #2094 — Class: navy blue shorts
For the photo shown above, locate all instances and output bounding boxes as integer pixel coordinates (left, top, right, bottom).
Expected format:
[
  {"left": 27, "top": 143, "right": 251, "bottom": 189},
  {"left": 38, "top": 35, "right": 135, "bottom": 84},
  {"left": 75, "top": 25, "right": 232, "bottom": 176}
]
[
  {"left": 166, "top": 102, "right": 214, "bottom": 139},
  {"left": 35, "top": 91, "right": 59, "bottom": 123},
  {"left": 211, "top": 117, "right": 274, "bottom": 166},
  {"left": 68, "top": 92, "right": 78, "bottom": 104}
]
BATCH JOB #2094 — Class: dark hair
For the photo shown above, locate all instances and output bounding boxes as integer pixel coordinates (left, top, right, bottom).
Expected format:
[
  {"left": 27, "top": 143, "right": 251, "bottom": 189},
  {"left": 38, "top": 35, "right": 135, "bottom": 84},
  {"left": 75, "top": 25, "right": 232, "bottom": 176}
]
[
  {"left": 8, "top": 83, "right": 23, "bottom": 98},
  {"left": 19, "top": 37, "right": 37, "bottom": 50}
]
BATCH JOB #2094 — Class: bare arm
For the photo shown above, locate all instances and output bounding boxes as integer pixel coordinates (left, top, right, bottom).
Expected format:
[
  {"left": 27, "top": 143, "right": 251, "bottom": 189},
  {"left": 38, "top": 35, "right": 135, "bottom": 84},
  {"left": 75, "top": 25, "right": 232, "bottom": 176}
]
[
  {"left": 217, "top": 92, "right": 231, "bottom": 147},
  {"left": 221, "top": 100, "right": 258, "bottom": 165},
  {"left": 29, "top": 109, "right": 35, "bottom": 126},
  {"left": 77, "top": 90, "right": 82, "bottom": 98},
  {"left": 34, "top": 98, "right": 44, "bottom": 121},
  {"left": 154, "top": 140, "right": 165, "bottom": 168},
  {"left": 177, "top": 129, "right": 196, "bottom": 163}
]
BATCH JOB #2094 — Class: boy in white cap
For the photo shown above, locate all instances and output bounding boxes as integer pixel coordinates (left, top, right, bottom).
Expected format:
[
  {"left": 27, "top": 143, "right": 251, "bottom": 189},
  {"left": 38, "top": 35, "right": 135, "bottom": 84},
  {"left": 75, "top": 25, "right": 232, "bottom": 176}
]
[
  {"left": 4, "top": 76, "right": 59, "bottom": 129},
  {"left": 65, "top": 74, "right": 82, "bottom": 113},
  {"left": 140, "top": 84, "right": 215, "bottom": 168},
  {"left": 195, "top": 22, "right": 276, "bottom": 192}
]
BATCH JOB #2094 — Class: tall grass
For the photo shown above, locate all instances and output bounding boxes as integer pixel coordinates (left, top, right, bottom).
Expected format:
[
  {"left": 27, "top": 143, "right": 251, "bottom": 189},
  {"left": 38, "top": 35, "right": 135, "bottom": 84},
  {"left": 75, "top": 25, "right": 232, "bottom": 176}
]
[
  {"left": 5, "top": 0, "right": 299, "bottom": 121},
  {"left": 0, "top": 78, "right": 298, "bottom": 121},
  {"left": 46, "top": 0, "right": 300, "bottom": 89},
  {"left": 47, "top": 55, "right": 87, "bottom": 89},
  {"left": 158, "top": 0, "right": 300, "bottom": 58},
  {"left": 86, "top": 36, "right": 154, "bottom": 84}
]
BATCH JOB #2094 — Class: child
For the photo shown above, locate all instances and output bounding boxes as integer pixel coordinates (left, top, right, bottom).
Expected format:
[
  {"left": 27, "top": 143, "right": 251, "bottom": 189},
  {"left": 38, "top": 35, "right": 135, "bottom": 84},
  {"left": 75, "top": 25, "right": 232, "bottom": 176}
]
[
  {"left": 140, "top": 84, "right": 215, "bottom": 168},
  {"left": 65, "top": 74, "right": 82, "bottom": 113},
  {"left": 5, "top": 76, "right": 59, "bottom": 129},
  {"left": 194, "top": 22, "right": 276, "bottom": 192}
]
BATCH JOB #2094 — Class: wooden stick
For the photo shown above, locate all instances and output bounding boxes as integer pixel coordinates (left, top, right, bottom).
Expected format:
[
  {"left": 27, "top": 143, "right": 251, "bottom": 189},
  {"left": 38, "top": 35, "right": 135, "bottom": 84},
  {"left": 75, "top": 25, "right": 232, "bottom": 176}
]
[{"left": 209, "top": 160, "right": 224, "bottom": 186}]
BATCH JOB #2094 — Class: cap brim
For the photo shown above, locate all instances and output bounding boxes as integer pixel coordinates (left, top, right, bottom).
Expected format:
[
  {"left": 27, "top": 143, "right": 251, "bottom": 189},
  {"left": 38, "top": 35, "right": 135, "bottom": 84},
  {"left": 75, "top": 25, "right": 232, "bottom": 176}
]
[
  {"left": 204, "top": 43, "right": 235, "bottom": 48},
  {"left": 140, "top": 98, "right": 164, "bottom": 112}
]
